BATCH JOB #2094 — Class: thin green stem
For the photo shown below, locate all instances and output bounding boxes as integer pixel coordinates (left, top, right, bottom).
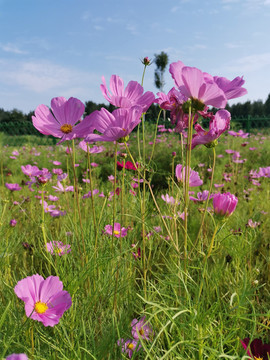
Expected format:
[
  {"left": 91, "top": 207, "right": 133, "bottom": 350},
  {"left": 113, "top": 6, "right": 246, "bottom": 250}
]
[{"left": 192, "top": 147, "right": 216, "bottom": 255}]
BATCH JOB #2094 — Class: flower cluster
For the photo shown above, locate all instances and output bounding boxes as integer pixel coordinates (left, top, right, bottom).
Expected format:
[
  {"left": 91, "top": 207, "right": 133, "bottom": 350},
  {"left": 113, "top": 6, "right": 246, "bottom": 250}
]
[
  {"left": 156, "top": 59, "right": 247, "bottom": 148},
  {"left": 117, "top": 316, "right": 153, "bottom": 358}
]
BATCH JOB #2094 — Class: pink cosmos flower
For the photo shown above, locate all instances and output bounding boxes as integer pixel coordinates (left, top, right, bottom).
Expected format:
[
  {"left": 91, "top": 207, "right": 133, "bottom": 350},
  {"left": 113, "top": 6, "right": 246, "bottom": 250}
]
[
  {"left": 100, "top": 75, "right": 155, "bottom": 112},
  {"left": 6, "top": 354, "right": 28, "bottom": 360},
  {"left": 131, "top": 316, "right": 153, "bottom": 340},
  {"left": 78, "top": 141, "right": 105, "bottom": 154},
  {"left": 189, "top": 190, "right": 213, "bottom": 203},
  {"left": 14, "top": 274, "right": 72, "bottom": 327},
  {"left": 5, "top": 183, "right": 21, "bottom": 191},
  {"left": 32, "top": 97, "right": 88, "bottom": 144},
  {"left": 169, "top": 61, "right": 227, "bottom": 108},
  {"left": 84, "top": 106, "right": 143, "bottom": 143},
  {"left": 9, "top": 219, "right": 17, "bottom": 227},
  {"left": 175, "top": 164, "right": 203, "bottom": 187},
  {"left": 228, "top": 129, "right": 249, "bottom": 138},
  {"left": 212, "top": 192, "right": 238, "bottom": 218},
  {"left": 82, "top": 189, "right": 99, "bottom": 199},
  {"left": 117, "top": 338, "right": 141, "bottom": 359},
  {"left": 52, "top": 181, "right": 74, "bottom": 193},
  {"left": 246, "top": 219, "right": 260, "bottom": 228},
  {"left": 191, "top": 110, "right": 231, "bottom": 149},
  {"left": 52, "top": 161, "right": 62, "bottom": 166},
  {"left": 41, "top": 200, "right": 56, "bottom": 213},
  {"left": 161, "top": 194, "right": 177, "bottom": 205},
  {"left": 240, "top": 338, "right": 270, "bottom": 359},
  {"left": 21, "top": 164, "right": 41, "bottom": 177},
  {"left": 213, "top": 75, "right": 247, "bottom": 100},
  {"left": 104, "top": 223, "right": 128, "bottom": 238},
  {"left": 46, "top": 241, "right": 71, "bottom": 256}
]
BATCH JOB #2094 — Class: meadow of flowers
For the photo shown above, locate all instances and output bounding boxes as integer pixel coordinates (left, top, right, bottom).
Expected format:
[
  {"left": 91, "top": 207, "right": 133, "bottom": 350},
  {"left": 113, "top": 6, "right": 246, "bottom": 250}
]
[{"left": 0, "top": 58, "right": 269, "bottom": 359}]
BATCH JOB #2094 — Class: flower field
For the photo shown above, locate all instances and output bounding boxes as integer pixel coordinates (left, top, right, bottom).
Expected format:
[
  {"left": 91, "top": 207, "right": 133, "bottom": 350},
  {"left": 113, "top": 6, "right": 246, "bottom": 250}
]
[{"left": 0, "top": 59, "right": 269, "bottom": 359}]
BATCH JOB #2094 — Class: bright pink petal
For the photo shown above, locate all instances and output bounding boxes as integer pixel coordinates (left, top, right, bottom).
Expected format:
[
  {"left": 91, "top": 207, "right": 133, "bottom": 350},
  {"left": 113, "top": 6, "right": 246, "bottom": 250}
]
[
  {"left": 169, "top": 60, "right": 185, "bottom": 87},
  {"left": 39, "top": 276, "right": 63, "bottom": 304},
  {"left": 32, "top": 105, "right": 62, "bottom": 137},
  {"left": 14, "top": 274, "right": 44, "bottom": 304},
  {"left": 109, "top": 75, "right": 124, "bottom": 96}
]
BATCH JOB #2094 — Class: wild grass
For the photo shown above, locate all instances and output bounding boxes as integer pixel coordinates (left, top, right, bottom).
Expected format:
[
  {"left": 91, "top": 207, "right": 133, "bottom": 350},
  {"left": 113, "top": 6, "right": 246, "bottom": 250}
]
[{"left": 0, "top": 128, "right": 269, "bottom": 359}]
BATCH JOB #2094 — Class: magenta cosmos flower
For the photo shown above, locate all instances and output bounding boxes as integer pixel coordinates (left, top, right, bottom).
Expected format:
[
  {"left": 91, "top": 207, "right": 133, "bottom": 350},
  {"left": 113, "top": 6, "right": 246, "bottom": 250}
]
[
  {"left": 84, "top": 106, "right": 143, "bottom": 143},
  {"left": 14, "top": 274, "right": 72, "bottom": 327},
  {"left": 169, "top": 61, "right": 227, "bottom": 109},
  {"left": 104, "top": 223, "right": 128, "bottom": 238},
  {"left": 5, "top": 183, "right": 22, "bottom": 191},
  {"left": 100, "top": 75, "right": 155, "bottom": 112},
  {"left": 131, "top": 316, "right": 153, "bottom": 341},
  {"left": 32, "top": 97, "right": 89, "bottom": 144},
  {"left": 191, "top": 110, "right": 231, "bottom": 149},
  {"left": 175, "top": 164, "right": 203, "bottom": 187},
  {"left": 117, "top": 338, "right": 141, "bottom": 359},
  {"left": 212, "top": 192, "right": 238, "bottom": 218},
  {"left": 241, "top": 338, "right": 270, "bottom": 359},
  {"left": 46, "top": 241, "right": 71, "bottom": 256},
  {"left": 6, "top": 354, "right": 28, "bottom": 360},
  {"left": 213, "top": 75, "right": 247, "bottom": 100}
]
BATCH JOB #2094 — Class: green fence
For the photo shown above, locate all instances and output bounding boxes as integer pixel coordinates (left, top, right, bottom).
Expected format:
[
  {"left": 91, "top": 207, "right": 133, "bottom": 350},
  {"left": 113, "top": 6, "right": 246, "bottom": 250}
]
[
  {"left": 231, "top": 115, "right": 270, "bottom": 132},
  {"left": 0, "top": 116, "right": 269, "bottom": 137}
]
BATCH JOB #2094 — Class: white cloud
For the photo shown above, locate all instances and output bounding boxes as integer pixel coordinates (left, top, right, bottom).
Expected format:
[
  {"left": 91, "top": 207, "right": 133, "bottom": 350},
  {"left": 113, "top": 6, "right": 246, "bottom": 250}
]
[
  {"left": 223, "top": 53, "right": 270, "bottom": 73},
  {"left": 0, "top": 43, "right": 27, "bottom": 55}
]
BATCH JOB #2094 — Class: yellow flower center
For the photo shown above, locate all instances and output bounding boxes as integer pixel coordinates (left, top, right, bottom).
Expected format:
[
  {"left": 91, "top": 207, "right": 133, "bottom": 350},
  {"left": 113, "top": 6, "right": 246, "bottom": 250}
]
[
  {"left": 127, "top": 343, "right": 134, "bottom": 350},
  {"left": 60, "top": 124, "right": 73, "bottom": 134},
  {"left": 139, "top": 328, "right": 144, "bottom": 336},
  {"left": 114, "top": 230, "right": 120, "bottom": 235},
  {"left": 122, "top": 128, "right": 126, "bottom": 132},
  {"left": 34, "top": 301, "right": 48, "bottom": 314},
  {"left": 55, "top": 247, "right": 63, "bottom": 254},
  {"left": 254, "top": 357, "right": 263, "bottom": 360}
]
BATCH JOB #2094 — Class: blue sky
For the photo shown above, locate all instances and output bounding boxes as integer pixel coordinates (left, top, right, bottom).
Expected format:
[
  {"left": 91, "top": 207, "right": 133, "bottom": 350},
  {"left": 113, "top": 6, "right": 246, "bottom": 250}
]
[{"left": 0, "top": 0, "right": 270, "bottom": 113}]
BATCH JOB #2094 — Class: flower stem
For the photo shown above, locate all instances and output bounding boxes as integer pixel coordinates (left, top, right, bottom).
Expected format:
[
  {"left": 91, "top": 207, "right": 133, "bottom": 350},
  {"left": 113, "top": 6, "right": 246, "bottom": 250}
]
[{"left": 192, "top": 147, "right": 216, "bottom": 255}]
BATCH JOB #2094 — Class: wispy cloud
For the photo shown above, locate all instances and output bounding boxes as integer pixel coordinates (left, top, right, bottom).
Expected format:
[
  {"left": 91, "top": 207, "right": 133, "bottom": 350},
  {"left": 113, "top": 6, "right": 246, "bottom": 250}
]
[
  {"left": 224, "top": 53, "right": 270, "bottom": 73},
  {"left": 0, "top": 59, "right": 101, "bottom": 96},
  {"left": 0, "top": 43, "right": 27, "bottom": 55}
]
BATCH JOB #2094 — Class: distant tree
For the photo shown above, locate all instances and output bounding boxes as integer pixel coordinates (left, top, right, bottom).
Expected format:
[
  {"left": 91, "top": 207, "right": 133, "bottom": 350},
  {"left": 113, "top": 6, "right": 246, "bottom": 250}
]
[
  {"left": 154, "top": 51, "right": 169, "bottom": 120},
  {"left": 251, "top": 100, "right": 264, "bottom": 116},
  {"left": 154, "top": 51, "right": 169, "bottom": 92},
  {"left": 264, "top": 93, "right": 270, "bottom": 115}
]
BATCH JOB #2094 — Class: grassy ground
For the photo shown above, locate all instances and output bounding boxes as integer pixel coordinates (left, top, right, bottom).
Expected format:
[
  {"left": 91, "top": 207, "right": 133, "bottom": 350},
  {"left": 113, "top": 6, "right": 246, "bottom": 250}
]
[{"left": 0, "top": 128, "right": 269, "bottom": 359}]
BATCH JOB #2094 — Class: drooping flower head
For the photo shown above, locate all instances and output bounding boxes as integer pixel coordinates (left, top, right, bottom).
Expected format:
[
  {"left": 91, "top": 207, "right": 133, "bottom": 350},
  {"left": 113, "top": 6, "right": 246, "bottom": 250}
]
[
  {"left": 131, "top": 316, "right": 153, "bottom": 341},
  {"left": 175, "top": 164, "right": 203, "bottom": 187},
  {"left": 14, "top": 274, "right": 72, "bottom": 327},
  {"left": 84, "top": 106, "right": 143, "bottom": 143},
  {"left": 191, "top": 109, "right": 231, "bottom": 149},
  {"left": 100, "top": 75, "right": 155, "bottom": 112},
  {"left": 212, "top": 192, "right": 238, "bottom": 218},
  {"left": 32, "top": 97, "right": 89, "bottom": 144},
  {"left": 240, "top": 338, "right": 270, "bottom": 360}
]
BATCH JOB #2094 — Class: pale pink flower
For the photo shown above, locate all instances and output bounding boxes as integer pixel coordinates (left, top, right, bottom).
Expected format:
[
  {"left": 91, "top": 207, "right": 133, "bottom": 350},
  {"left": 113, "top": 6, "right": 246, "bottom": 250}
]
[
  {"left": 161, "top": 194, "right": 176, "bottom": 205},
  {"left": 100, "top": 75, "right": 155, "bottom": 112},
  {"left": 84, "top": 106, "right": 143, "bottom": 143},
  {"left": 46, "top": 241, "right": 71, "bottom": 255},
  {"left": 131, "top": 316, "right": 153, "bottom": 340},
  {"left": 175, "top": 164, "right": 203, "bottom": 187}
]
